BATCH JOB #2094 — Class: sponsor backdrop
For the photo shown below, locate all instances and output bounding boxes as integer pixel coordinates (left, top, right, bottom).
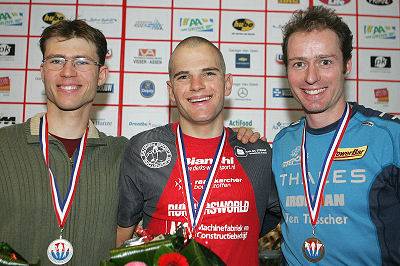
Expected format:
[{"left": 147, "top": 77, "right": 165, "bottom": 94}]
[{"left": 0, "top": 0, "right": 399, "bottom": 142}]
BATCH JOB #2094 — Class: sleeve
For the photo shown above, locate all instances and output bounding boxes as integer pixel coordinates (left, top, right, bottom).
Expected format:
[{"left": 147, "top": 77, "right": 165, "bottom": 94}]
[
  {"left": 117, "top": 139, "right": 144, "bottom": 228},
  {"left": 258, "top": 143, "right": 281, "bottom": 236},
  {"left": 260, "top": 172, "right": 282, "bottom": 236},
  {"left": 394, "top": 124, "right": 400, "bottom": 200}
]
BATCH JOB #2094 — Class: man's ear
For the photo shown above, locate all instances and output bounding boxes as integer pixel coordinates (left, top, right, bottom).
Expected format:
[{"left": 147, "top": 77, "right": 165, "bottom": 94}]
[
  {"left": 97, "top": 65, "right": 109, "bottom": 86},
  {"left": 40, "top": 64, "right": 45, "bottom": 83},
  {"left": 224, "top": 74, "right": 233, "bottom": 96},
  {"left": 167, "top": 81, "right": 176, "bottom": 104},
  {"left": 344, "top": 57, "right": 352, "bottom": 75}
]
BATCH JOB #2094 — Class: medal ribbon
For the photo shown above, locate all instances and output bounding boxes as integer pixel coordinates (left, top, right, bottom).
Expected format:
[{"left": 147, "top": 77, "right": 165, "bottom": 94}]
[
  {"left": 301, "top": 103, "right": 351, "bottom": 226},
  {"left": 176, "top": 125, "right": 226, "bottom": 230},
  {"left": 39, "top": 115, "right": 89, "bottom": 228}
]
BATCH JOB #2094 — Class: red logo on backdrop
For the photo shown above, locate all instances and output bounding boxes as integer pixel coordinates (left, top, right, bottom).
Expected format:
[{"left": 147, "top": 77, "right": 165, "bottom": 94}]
[
  {"left": 374, "top": 88, "right": 389, "bottom": 103},
  {"left": 0, "top": 76, "right": 10, "bottom": 92},
  {"left": 319, "top": 0, "right": 351, "bottom": 5},
  {"left": 139, "top": 49, "right": 156, "bottom": 57}
]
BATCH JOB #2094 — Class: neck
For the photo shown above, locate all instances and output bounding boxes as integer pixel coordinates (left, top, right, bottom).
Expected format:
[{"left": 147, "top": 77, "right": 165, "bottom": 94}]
[
  {"left": 179, "top": 117, "right": 224, "bottom": 139},
  {"left": 46, "top": 103, "right": 90, "bottom": 139},
  {"left": 305, "top": 101, "right": 347, "bottom": 129}
]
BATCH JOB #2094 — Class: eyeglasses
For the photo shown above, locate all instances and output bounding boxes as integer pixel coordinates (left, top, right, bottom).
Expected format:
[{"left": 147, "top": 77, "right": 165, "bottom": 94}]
[{"left": 42, "top": 57, "right": 101, "bottom": 72}]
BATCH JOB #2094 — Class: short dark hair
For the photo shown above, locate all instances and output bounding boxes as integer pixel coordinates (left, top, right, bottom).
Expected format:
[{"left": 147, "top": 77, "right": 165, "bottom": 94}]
[
  {"left": 168, "top": 36, "right": 226, "bottom": 78},
  {"left": 282, "top": 6, "right": 353, "bottom": 68},
  {"left": 39, "top": 19, "right": 107, "bottom": 65}
]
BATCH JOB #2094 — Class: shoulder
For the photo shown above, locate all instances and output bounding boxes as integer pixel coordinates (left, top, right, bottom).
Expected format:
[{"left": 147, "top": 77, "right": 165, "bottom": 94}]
[
  {"left": 0, "top": 120, "right": 29, "bottom": 142},
  {"left": 351, "top": 103, "right": 400, "bottom": 132},
  {"left": 95, "top": 130, "right": 129, "bottom": 150},
  {"left": 127, "top": 124, "right": 175, "bottom": 150},
  {"left": 273, "top": 117, "right": 304, "bottom": 144},
  {"left": 0, "top": 122, "right": 24, "bottom": 135},
  {"left": 227, "top": 128, "right": 272, "bottom": 156}
]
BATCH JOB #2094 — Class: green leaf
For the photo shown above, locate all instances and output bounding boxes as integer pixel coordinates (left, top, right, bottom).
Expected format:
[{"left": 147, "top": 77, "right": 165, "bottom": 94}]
[
  {"left": 180, "top": 240, "right": 225, "bottom": 266},
  {"left": 109, "top": 238, "right": 175, "bottom": 265}
]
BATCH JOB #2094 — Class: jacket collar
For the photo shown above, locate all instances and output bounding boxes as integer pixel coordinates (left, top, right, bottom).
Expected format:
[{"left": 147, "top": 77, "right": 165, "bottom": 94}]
[{"left": 26, "top": 113, "right": 104, "bottom": 145}]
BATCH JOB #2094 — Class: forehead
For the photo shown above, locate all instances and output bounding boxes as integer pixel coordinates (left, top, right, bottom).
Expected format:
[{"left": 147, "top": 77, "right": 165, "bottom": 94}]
[
  {"left": 287, "top": 29, "right": 341, "bottom": 57},
  {"left": 44, "top": 37, "right": 98, "bottom": 59},
  {"left": 171, "top": 44, "right": 221, "bottom": 72}
]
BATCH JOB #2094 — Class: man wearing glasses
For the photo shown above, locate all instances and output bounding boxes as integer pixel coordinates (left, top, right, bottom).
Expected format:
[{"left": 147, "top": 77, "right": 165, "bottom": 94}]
[
  {"left": 0, "top": 20, "right": 127, "bottom": 265},
  {"left": 0, "top": 20, "right": 258, "bottom": 265}
]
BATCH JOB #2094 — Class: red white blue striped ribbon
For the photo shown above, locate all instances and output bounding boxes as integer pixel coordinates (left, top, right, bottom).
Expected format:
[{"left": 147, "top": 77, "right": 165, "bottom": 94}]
[
  {"left": 301, "top": 103, "right": 351, "bottom": 225},
  {"left": 39, "top": 115, "right": 88, "bottom": 228},
  {"left": 176, "top": 125, "right": 226, "bottom": 230}
]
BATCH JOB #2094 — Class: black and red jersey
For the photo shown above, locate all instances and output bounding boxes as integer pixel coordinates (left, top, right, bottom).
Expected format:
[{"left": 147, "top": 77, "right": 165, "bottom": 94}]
[{"left": 118, "top": 123, "right": 280, "bottom": 266}]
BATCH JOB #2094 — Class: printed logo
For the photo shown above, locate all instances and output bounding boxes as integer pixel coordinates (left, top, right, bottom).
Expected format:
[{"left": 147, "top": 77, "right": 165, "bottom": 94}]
[
  {"left": 133, "top": 48, "right": 162, "bottom": 65},
  {"left": 272, "top": 24, "right": 284, "bottom": 30},
  {"left": 42, "top": 12, "right": 65, "bottom": 25},
  {"left": 0, "top": 76, "right": 11, "bottom": 92},
  {"left": 134, "top": 19, "right": 163, "bottom": 30},
  {"left": 232, "top": 19, "right": 254, "bottom": 31},
  {"left": 139, "top": 48, "right": 156, "bottom": 57},
  {"left": 272, "top": 121, "right": 291, "bottom": 131},
  {"left": 370, "top": 56, "right": 391, "bottom": 68},
  {"left": 0, "top": 116, "right": 16, "bottom": 125},
  {"left": 204, "top": 200, "right": 249, "bottom": 215},
  {"left": 370, "top": 56, "right": 391, "bottom": 73},
  {"left": 366, "top": 0, "right": 393, "bottom": 5},
  {"left": 278, "top": 0, "right": 300, "bottom": 3},
  {"left": 234, "top": 146, "right": 268, "bottom": 157},
  {"left": 364, "top": 25, "right": 396, "bottom": 40},
  {"left": 237, "top": 87, "right": 248, "bottom": 98},
  {"left": 228, "top": 119, "right": 252, "bottom": 127},
  {"left": 92, "top": 118, "right": 113, "bottom": 127},
  {"left": 0, "top": 44, "right": 15, "bottom": 56},
  {"left": 0, "top": 12, "right": 23, "bottom": 26},
  {"left": 273, "top": 88, "right": 293, "bottom": 98},
  {"left": 47, "top": 239, "right": 73, "bottom": 265},
  {"left": 179, "top": 17, "right": 214, "bottom": 32},
  {"left": 374, "top": 88, "right": 389, "bottom": 104},
  {"left": 362, "top": 121, "right": 374, "bottom": 127},
  {"left": 334, "top": 146, "right": 368, "bottom": 161},
  {"left": 140, "top": 80, "right": 155, "bottom": 98},
  {"left": 276, "top": 53, "right": 284, "bottom": 64},
  {"left": 282, "top": 146, "right": 301, "bottom": 168},
  {"left": 319, "top": 0, "right": 351, "bottom": 5},
  {"left": 97, "top": 83, "right": 114, "bottom": 93},
  {"left": 140, "top": 142, "right": 172, "bottom": 168},
  {"left": 129, "top": 120, "right": 162, "bottom": 128},
  {"left": 81, "top": 17, "right": 117, "bottom": 25},
  {"left": 235, "top": 54, "right": 250, "bottom": 68}
]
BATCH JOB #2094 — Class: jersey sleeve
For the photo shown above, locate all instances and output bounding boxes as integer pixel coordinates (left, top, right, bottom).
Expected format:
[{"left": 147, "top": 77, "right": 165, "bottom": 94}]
[
  {"left": 260, "top": 171, "right": 281, "bottom": 236},
  {"left": 117, "top": 137, "right": 144, "bottom": 228}
]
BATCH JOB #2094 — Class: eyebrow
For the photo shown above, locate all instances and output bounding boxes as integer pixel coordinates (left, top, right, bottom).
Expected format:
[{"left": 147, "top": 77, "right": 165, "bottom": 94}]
[
  {"left": 45, "top": 54, "right": 92, "bottom": 59},
  {"left": 288, "top": 54, "right": 337, "bottom": 62},
  {"left": 172, "top": 67, "right": 221, "bottom": 79}
]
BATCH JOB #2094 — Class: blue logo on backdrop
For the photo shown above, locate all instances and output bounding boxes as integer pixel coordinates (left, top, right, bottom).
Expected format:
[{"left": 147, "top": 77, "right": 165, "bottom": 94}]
[
  {"left": 235, "top": 54, "right": 250, "bottom": 68},
  {"left": 273, "top": 88, "right": 293, "bottom": 98},
  {"left": 140, "top": 80, "right": 155, "bottom": 98}
]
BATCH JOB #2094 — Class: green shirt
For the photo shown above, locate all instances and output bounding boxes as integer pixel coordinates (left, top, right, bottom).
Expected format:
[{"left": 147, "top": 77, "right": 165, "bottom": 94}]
[{"left": 0, "top": 113, "right": 127, "bottom": 265}]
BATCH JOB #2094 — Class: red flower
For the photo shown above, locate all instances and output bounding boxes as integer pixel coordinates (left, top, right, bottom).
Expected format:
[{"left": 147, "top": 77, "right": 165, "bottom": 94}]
[
  {"left": 157, "top": 252, "right": 189, "bottom": 266},
  {"left": 10, "top": 252, "right": 17, "bottom": 261}
]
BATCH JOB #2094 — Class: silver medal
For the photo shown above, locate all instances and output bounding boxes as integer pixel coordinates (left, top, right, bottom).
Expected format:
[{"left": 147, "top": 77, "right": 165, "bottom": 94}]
[{"left": 47, "top": 238, "right": 73, "bottom": 265}]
